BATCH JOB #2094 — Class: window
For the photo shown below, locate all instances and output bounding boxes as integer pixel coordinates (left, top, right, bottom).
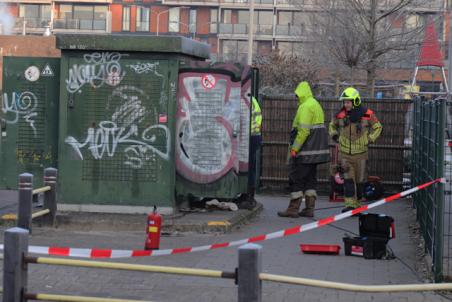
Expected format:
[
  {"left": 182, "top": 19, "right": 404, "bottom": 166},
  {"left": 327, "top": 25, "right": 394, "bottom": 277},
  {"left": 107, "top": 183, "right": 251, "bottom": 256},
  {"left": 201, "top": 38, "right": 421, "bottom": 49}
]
[
  {"left": 210, "top": 9, "right": 218, "bottom": 33},
  {"left": 278, "top": 11, "right": 292, "bottom": 24},
  {"left": 122, "top": 7, "right": 130, "bottom": 31},
  {"left": 20, "top": 4, "right": 39, "bottom": 19},
  {"left": 277, "top": 42, "right": 293, "bottom": 55},
  {"left": 257, "top": 11, "right": 272, "bottom": 25},
  {"left": 169, "top": 7, "right": 180, "bottom": 32},
  {"left": 257, "top": 41, "right": 272, "bottom": 56},
  {"left": 238, "top": 10, "right": 249, "bottom": 24},
  {"left": 136, "top": 6, "right": 150, "bottom": 31},
  {"left": 405, "top": 14, "right": 419, "bottom": 29},
  {"left": 59, "top": 5, "right": 72, "bottom": 19},
  {"left": 19, "top": 4, "right": 51, "bottom": 27},
  {"left": 74, "top": 5, "right": 94, "bottom": 30},
  {"left": 94, "top": 6, "right": 107, "bottom": 30},
  {"left": 189, "top": 9, "right": 196, "bottom": 34},
  {"left": 221, "top": 40, "right": 250, "bottom": 63},
  {"left": 222, "top": 9, "right": 232, "bottom": 23},
  {"left": 55, "top": 4, "right": 107, "bottom": 30}
]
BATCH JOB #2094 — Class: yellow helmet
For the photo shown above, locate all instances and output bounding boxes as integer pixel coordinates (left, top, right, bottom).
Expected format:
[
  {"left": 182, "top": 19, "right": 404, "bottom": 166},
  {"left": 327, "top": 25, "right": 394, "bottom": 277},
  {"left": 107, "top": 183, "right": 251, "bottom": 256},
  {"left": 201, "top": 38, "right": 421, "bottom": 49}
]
[{"left": 339, "top": 87, "right": 361, "bottom": 107}]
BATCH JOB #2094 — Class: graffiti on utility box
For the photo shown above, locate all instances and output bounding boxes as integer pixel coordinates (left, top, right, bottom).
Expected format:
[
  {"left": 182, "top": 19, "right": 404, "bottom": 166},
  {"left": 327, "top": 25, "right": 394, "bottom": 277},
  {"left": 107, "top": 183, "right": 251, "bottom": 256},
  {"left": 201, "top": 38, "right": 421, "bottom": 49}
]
[
  {"left": 66, "top": 52, "right": 126, "bottom": 93},
  {"left": 1, "top": 91, "right": 39, "bottom": 136}
]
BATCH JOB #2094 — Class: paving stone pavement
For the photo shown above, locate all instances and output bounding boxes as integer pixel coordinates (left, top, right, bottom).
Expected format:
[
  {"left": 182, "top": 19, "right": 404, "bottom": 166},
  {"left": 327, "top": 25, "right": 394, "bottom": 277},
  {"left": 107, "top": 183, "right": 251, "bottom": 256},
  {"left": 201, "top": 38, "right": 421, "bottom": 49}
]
[{"left": 0, "top": 194, "right": 451, "bottom": 302}]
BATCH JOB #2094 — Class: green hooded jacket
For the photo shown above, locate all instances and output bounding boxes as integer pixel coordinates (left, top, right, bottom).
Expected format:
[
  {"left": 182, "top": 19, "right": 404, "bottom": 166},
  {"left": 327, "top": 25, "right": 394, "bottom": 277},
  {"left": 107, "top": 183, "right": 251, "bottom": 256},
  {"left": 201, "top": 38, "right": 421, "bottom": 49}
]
[{"left": 290, "top": 82, "right": 330, "bottom": 164}]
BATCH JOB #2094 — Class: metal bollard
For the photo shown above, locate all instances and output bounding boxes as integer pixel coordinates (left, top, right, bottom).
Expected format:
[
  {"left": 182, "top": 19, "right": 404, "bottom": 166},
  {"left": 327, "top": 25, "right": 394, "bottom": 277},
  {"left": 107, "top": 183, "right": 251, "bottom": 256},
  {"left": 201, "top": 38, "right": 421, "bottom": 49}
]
[
  {"left": 3, "top": 227, "right": 29, "bottom": 302},
  {"left": 43, "top": 168, "right": 58, "bottom": 227},
  {"left": 238, "top": 243, "right": 262, "bottom": 302},
  {"left": 17, "top": 173, "right": 33, "bottom": 232}
]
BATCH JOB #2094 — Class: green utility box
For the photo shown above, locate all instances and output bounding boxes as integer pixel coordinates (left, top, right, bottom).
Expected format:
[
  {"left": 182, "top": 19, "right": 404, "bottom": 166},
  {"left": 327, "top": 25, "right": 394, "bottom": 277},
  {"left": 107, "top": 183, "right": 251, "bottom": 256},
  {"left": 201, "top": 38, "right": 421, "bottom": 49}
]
[
  {"left": 57, "top": 34, "right": 209, "bottom": 212},
  {"left": 0, "top": 57, "right": 60, "bottom": 189}
]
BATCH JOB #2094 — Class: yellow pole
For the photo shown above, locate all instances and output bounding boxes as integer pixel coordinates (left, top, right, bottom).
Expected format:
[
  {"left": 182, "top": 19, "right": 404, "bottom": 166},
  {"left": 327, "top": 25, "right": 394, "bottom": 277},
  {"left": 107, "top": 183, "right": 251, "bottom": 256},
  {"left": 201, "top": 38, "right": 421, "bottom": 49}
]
[
  {"left": 25, "top": 293, "right": 153, "bottom": 302},
  {"left": 28, "top": 257, "right": 234, "bottom": 279},
  {"left": 32, "top": 186, "right": 51, "bottom": 195},
  {"left": 260, "top": 273, "right": 452, "bottom": 292},
  {"left": 32, "top": 209, "right": 50, "bottom": 219}
]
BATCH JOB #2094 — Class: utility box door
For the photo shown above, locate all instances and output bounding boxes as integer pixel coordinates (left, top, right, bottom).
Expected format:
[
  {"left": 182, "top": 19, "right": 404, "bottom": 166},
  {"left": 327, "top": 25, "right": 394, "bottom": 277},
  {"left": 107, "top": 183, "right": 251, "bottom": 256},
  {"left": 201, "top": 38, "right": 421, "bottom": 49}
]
[
  {"left": 59, "top": 53, "right": 174, "bottom": 206},
  {"left": 0, "top": 57, "right": 60, "bottom": 189}
]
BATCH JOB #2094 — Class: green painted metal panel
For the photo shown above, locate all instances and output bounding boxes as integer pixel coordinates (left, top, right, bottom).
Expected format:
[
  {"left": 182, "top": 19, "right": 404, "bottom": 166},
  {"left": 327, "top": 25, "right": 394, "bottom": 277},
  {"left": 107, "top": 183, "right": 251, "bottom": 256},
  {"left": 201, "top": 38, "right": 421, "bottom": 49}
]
[
  {"left": 0, "top": 57, "right": 59, "bottom": 189},
  {"left": 59, "top": 51, "right": 178, "bottom": 207}
]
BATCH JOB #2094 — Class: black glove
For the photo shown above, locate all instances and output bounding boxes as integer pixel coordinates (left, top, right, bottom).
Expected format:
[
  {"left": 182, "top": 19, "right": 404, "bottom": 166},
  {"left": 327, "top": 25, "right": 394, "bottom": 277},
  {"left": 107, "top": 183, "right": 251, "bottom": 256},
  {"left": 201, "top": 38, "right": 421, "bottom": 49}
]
[{"left": 332, "top": 134, "right": 339, "bottom": 143}]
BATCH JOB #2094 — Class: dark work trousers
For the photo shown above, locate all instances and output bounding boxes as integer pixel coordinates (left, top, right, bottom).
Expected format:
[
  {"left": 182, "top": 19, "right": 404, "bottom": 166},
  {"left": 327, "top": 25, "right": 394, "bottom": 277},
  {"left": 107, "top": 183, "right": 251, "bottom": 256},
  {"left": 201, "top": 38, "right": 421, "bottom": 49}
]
[
  {"left": 289, "top": 158, "right": 318, "bottom": 194},
  {"left": 248, "top": 135, "right": 262, "bottom": 187}
]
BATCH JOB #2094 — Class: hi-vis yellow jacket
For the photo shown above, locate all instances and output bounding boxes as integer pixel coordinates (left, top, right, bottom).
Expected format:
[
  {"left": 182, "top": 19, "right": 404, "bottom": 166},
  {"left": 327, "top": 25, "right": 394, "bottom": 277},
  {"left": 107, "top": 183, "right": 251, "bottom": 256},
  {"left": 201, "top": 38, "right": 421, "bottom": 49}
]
[
  {"left": 290, "top": 82, "right": 330, "bottom": 164},
  {"left": 329, "top": 108, "right": 382, "bottom": 155}
]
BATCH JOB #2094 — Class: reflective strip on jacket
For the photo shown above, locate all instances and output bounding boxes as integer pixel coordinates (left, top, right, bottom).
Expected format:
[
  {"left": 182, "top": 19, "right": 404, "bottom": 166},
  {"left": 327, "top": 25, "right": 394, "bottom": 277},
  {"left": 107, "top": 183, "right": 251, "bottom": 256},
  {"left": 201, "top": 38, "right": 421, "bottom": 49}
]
[
  {"left": 290, "top": 82, "right": 330, "bottom": 164},
  {"left": 329, "top": 108, "right": 382, "bottom": 155},
  {"left": 251, "top": 96, "right": 262, "bottom": 135}
]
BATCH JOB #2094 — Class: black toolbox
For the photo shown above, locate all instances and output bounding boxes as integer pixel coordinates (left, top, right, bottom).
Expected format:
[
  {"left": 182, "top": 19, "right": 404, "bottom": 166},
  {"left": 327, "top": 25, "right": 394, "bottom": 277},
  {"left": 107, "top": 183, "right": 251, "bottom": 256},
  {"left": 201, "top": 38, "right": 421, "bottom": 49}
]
[
  {"left": 343, "top": 237, "right": 388, "bottom": 259},
  {"left": 343, "top": 213, "right": 395, "bottom": 259},
  {"left": 359, "top": 213, "right": 395, "bottom": 239}
]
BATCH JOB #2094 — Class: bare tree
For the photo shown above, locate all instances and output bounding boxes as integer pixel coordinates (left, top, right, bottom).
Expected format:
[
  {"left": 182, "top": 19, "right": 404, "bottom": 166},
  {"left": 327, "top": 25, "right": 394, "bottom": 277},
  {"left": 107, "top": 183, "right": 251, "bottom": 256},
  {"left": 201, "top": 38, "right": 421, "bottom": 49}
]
[
  {"left": 254, "top": 51, "right": 319, "bottom": 95},
  {"left": 303, "top": 0, "right": 444, "bottom": 96}
]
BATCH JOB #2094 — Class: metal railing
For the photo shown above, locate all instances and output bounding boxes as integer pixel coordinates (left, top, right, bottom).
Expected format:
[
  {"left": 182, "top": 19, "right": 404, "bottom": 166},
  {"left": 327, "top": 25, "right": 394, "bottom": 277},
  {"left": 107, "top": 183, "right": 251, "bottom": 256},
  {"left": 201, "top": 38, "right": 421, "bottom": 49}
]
[
  {"left": 218, "top": 23, "right": 273, "bottom": 35},
  {"left": 275, "top": 24, "right": 303, "bottom": 36},
  {"left": 411, "top": 97, "right": 447, "bottom": 282},
  {"left": 14, "top": 17, "right": 50, "bottom": 29},
  {"left": 52, "top": 18, "right": 107, "bottom": 31}
]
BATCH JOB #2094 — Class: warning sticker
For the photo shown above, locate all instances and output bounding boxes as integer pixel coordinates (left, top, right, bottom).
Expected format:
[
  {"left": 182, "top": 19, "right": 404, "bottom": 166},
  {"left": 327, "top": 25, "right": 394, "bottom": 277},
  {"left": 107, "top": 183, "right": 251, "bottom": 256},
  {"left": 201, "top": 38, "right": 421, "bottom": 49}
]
[
  {"left": 24, "top": 66, "right": 40, "bottom": 82},
  {"left": 201, "top": 74, "right": 216, "bottom": 89},
  {"left": 41, "top": 64, "right": 54, "bottom": 77}
]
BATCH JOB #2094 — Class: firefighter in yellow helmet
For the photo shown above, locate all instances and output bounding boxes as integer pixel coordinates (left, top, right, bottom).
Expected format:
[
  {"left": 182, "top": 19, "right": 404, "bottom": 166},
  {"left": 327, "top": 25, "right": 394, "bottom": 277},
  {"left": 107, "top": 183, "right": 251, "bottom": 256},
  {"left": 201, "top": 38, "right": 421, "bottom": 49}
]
[
  {"left": 278, "top": 81, "right": 330, "bottom": 218},
  {"left": 329, "top": 87, "right": 382, "bottom": 212}
]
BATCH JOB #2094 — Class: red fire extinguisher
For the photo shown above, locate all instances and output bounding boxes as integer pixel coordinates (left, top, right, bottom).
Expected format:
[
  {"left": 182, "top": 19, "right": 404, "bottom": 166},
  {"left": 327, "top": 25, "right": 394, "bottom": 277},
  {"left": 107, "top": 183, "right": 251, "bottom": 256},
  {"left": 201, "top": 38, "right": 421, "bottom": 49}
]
[{"left": 145, "top": 205, "right": 162, "bottom": 250}]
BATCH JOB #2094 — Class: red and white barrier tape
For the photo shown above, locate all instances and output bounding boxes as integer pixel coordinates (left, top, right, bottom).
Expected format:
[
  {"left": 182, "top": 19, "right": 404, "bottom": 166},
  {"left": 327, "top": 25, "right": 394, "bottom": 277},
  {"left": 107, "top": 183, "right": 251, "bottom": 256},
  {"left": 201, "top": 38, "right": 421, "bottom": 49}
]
[{"left": 0, "top": 178, "right": 444, "bottom": 258}]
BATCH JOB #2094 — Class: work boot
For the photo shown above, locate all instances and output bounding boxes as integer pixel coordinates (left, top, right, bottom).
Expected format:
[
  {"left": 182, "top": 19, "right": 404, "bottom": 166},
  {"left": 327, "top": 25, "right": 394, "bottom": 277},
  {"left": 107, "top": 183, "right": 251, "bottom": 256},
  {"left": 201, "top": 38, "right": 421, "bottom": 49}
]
[
  {"left": 237, "top": 187, "right": 257, "bottom": 210},
  {"left": 277, "top": 198, "right": 302, "bottom": 218},
  {"left": 299, "top": 195, "right": 316, "bottom": 217}
]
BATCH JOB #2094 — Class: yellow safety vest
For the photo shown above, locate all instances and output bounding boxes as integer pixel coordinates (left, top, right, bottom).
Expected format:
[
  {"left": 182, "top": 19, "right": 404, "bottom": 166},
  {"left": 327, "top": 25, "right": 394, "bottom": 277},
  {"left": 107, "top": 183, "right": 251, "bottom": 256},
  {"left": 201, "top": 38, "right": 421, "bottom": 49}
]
[{"left": 251, "top": 97, "right": 262, "bottom": 135}]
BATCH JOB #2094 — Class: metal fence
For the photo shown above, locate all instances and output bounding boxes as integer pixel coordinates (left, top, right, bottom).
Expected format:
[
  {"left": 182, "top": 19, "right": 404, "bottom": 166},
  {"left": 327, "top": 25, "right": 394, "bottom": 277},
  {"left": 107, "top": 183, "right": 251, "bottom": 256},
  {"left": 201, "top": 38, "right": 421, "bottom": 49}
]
[
  {"left": 411, "top": 97, "right": 448, "bottom": 282},
  {"left": 260, "top": 95, "right": 412, "bottom": 194}
]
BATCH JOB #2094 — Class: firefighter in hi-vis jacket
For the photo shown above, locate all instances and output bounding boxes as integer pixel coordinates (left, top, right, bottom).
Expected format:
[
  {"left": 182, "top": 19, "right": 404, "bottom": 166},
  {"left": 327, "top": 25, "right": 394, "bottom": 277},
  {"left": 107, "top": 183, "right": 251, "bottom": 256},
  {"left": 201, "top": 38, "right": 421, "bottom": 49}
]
[
  {"left": 329, "top": 87, "right": 383, "bottom": 213},
  {"left": 277, "top": 81, "right": 330, "bottom": 218}
]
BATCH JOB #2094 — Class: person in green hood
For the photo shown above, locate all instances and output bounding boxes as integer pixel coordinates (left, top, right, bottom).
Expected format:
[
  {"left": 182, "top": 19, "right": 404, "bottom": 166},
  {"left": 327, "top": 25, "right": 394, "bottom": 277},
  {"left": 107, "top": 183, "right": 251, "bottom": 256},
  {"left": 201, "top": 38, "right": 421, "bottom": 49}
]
[{"left": 278, "top": 81, "right": 330, "bottom": 218}]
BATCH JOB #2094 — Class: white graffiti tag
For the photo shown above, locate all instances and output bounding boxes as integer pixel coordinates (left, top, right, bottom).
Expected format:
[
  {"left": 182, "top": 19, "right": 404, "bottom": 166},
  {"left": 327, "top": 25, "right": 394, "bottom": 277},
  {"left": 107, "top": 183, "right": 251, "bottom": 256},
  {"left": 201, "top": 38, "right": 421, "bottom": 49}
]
[
  {"left": 66, "top": 52, "right": 126, "bottom": 93},
  {"left": 65, "top": 122, "right": 170, "bottom": 168},
  {"left": 1, "top": 92, "right": 38, "bottom": 136},
  {"left": 127, "top": 62, "right": 163, "bottom": 77}
]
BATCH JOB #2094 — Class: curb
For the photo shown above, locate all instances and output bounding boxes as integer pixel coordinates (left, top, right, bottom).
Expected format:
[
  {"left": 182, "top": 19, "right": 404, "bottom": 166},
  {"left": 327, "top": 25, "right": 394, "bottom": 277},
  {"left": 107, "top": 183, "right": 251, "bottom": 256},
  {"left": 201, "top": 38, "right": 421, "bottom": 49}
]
[
  {"left": 25, "top": 203, "right": 264, "bottom": 234},
  {"left": 164, "top": 202, "right": 264, "bottom": 233}
]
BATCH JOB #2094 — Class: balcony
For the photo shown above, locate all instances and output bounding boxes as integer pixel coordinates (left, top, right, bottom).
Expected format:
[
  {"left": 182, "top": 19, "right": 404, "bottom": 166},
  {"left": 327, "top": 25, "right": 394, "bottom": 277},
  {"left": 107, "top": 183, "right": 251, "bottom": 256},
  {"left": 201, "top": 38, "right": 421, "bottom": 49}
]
[
  {"left": 13, "top": 17, "right": 51, "bottom": 34},
  {"left": 161, "top": 0, "right": 274, "bottom": 6},
  {"left": 275, "top": 24, "right": 302, "bottom": 36},
  {"left": 53, "top": 18, "right": 107, "bottom": 31},
  {"left": 15, "top": 17, "right": 51, "bottom": 29},
  {"left": 219, "top": 23, "right": 273, "bottom": 36}
]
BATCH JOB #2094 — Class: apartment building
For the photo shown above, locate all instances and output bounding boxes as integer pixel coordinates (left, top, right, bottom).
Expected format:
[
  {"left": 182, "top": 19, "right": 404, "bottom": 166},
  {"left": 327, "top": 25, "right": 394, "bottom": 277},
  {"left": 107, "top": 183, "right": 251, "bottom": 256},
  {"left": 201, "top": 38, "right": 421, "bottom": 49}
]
[{"left": 0, "top": 0, "right": 448, "bottom": 65}]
